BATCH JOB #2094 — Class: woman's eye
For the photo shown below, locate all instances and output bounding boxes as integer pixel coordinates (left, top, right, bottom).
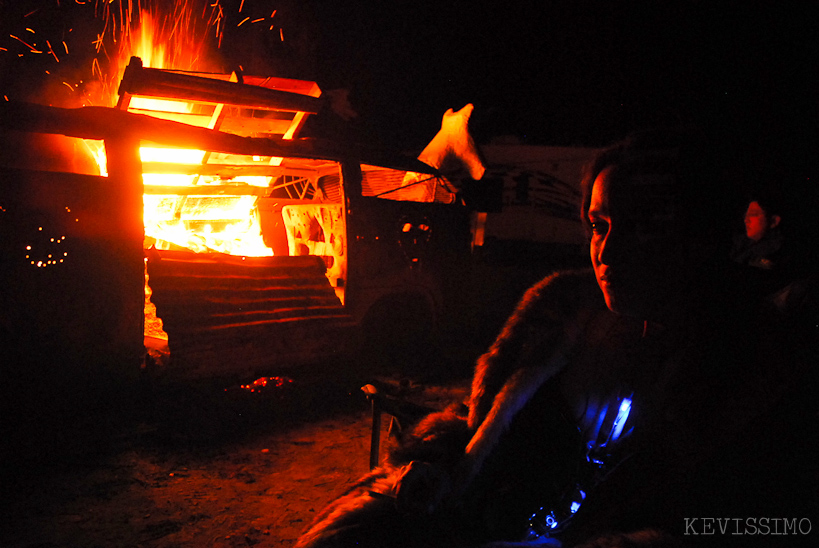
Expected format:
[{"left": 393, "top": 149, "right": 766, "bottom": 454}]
[{"left": 590, "top": 221, "right": 608, "bottom": 234}]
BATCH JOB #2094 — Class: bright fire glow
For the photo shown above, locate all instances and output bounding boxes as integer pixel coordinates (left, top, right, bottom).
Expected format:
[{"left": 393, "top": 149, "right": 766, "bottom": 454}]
[
  {"left": 140, "top": 146, "right": 208, "bottom": 188},
  {"left": 5, "top": 1, "right": 313, "bottom": 357},
  {"left": 4, "top": 1, "right": 302, "bottom": 260},
  {"left": 79, "top": 5, "right": 280, "bottom": 258},
  {"left": 144, "top": 194, "right": 272, "bottom": 257},
  {"left": 130, "top": 97, "right": 194, "bottom": 113},
  {"left": 132, "top": 13, "right": 167, "bottom": 71},
  {"left": 88, "top": 136, "right": 277, "bottom": 257}
]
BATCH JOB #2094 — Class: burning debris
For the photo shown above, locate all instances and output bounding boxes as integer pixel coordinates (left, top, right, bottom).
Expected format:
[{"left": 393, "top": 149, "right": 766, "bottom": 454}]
[
  {"left": 1, "top": 1, "right": 491, "bottom": 379},
  {"left": 110, "top": 55, "right": 323, "bottom": 261}
]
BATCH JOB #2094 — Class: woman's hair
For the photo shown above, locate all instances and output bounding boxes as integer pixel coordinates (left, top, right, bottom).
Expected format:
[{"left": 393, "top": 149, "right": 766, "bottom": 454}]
[
  {"left": 579, "top": 127, "right": 733, "bottom": 246},
  {"left": 746, "top": 186, "right": 785, "bottom": 220}
]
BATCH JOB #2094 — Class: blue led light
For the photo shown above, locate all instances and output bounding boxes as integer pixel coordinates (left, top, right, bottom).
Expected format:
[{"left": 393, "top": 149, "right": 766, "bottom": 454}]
[
  {"left": 591, "top": 401, "right": 609, "bottom": 443},
  {"left": 524, "top": 395, "right": 636, "bottom": 542},
  {"left": 610, "top": 397, "right": 632, "bottom": 442}
]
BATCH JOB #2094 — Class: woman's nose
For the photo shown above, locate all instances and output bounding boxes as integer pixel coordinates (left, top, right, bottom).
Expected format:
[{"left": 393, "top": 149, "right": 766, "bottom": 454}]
[{"left": 599, "top": 229, "right": 632, "bottom": 266}]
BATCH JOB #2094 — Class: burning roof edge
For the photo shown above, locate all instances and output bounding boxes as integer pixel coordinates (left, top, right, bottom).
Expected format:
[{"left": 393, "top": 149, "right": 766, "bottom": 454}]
[{"left": 0, "top": 101, "right": 438, "bottom": 175}]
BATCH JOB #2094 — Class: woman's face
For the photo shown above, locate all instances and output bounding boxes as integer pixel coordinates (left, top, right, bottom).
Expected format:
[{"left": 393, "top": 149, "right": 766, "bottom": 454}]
[{"left": 588, "top": 165, "right": 693, "bottom": 320}]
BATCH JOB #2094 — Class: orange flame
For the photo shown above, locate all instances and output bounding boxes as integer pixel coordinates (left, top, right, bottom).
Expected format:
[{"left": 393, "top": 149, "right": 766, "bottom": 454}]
[{"left": 84, "top": 2, "right": 277, "bottom": 258}]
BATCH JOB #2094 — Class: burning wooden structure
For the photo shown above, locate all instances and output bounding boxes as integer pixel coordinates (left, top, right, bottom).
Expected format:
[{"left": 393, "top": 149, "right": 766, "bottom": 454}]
[{"left": 0, "top": 58, "right": 477, "bottom": 378}]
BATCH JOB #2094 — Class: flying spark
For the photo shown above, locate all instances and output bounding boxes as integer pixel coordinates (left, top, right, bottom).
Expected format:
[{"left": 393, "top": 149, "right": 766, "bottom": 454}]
[
  {"left": 9, "top": 34, "right": 37, "bottom": 51},
  {"left": 2, "top": 1, "right": 292, "bottom": 106}
]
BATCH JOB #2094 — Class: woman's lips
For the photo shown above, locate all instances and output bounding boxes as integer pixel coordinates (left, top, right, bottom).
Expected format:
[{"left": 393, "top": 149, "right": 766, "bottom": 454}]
[{"left": 598, "top": 270, "right": 626, "bottom": 291}]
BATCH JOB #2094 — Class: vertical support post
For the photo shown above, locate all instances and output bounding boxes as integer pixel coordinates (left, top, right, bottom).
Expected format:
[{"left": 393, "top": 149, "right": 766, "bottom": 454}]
[
  {"left": 362, "top": 384, "right": 382, "bottom": 469},
  {"left": 370, "top": 397, "right": 382, "bottom": 470},
  {"left": 102, "top": 135, "right": 145, "bottom": 378}
]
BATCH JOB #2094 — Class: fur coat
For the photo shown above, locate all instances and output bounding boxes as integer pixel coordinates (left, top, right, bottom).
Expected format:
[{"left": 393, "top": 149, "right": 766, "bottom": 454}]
[{"left": 295, "top": 268, "right": 816, "bottom": 548}]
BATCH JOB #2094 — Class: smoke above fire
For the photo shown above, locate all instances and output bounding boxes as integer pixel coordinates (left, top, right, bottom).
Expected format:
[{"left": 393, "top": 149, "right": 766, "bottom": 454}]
[{"left": 0, "top": 0, "right": 288, "bottom": 107}]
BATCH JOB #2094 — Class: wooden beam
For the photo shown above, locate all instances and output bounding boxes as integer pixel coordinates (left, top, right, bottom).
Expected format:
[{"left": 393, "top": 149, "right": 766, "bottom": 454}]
[
  {"left": 118, "top": 57, "right": 324, "bottom": 114},
  {"left": 0, "top": 101, "right": 439, "bottom": 175},
  {"left": 101, "top": 135, "right": 146, "bottom": 378}
]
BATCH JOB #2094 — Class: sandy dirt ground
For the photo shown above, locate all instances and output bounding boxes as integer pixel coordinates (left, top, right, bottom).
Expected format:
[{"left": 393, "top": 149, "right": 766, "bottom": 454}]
[
  {"left": 0, "top": 261, "right": 545, "bottom": 548},
  {"left": 1, "top": 359, "right": 473, "bottom": 548}
]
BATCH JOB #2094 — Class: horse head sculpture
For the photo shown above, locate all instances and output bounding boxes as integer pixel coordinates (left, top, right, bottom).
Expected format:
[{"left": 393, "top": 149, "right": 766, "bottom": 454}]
[{"left": 418, "top": 103, "right": 486, "bottom": 180}]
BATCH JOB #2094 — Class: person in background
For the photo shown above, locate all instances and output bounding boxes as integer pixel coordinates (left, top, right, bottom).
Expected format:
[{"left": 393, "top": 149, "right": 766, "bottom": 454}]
[
  {"left": 731, "top": 187, "right": 816, "bottom": 317},
  {"left": 731, "top": 191, "right": 785, "bottom": 270}
]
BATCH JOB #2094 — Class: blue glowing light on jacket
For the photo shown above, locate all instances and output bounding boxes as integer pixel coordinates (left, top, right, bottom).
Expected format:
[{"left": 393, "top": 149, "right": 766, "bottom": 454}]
[
  {"left": 525, "top": 395, "right": 634, "bottom": 541},
  {"left": 609, "top": 397, "right": 632, "bottom": 443}
]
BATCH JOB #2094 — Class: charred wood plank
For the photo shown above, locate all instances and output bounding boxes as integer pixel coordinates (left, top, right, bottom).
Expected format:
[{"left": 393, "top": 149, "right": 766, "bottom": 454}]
[{"left": 118, "top": 57, "right": 324, "bottom": 114}]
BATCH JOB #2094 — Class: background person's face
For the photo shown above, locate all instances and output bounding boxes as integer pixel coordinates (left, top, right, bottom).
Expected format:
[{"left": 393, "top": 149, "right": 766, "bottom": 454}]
[
  {"left": 744, "top": 201, "right": 771, "bottom": 241},
  {"left": 588, "top": 166, "right": 692, "bottom": 320}
]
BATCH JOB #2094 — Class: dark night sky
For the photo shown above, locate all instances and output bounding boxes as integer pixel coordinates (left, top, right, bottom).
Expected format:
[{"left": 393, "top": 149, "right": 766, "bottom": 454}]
[
  {"left": 227, "top": 0, "right": 817, "bottom": 235},
  {"left": 292, "top": 2, "right": 818, "bottom": 165}
]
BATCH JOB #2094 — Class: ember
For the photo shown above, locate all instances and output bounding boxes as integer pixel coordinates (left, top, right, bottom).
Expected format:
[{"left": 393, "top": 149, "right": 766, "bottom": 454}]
[{"left": 238, "top": 376, "right": 294, "bottom": 393}]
